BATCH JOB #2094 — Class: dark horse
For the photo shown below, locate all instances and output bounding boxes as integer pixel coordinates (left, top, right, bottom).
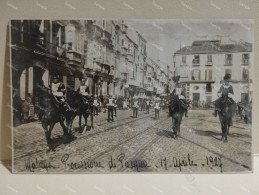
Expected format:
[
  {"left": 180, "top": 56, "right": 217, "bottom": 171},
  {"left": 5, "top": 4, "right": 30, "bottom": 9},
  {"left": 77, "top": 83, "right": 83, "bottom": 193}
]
[
  {"left": 66, "top": 91, "right": 94, "bottom": 133},
  {"left": 35, "top": 87, "right": 75, "bottom": 151},
  {"left": 169, "top": 95, "right": 186, "bottom": 139},
  {"left": 217, "top": 94, "right": 236, "bottom": 142}
]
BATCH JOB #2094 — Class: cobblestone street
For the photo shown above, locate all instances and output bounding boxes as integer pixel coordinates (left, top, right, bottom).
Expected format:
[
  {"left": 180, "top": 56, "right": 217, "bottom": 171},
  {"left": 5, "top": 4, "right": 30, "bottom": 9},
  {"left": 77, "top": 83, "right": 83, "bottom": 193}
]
[{"left": 13, "top": 108, "right": 252, "bottom": 173}]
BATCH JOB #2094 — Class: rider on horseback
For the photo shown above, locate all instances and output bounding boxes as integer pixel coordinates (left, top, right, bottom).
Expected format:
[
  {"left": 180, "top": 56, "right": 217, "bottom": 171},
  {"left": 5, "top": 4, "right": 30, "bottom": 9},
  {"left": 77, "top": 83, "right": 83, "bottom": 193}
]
[
  {"left": 212, "top": 74, "right": 235, "bottom": 117},
  {"left": 77, "top": 75, "right": 91, "bottom": 113},
  {"left": 50, "top": 74, "right": 71, "bottom": 113},
  {"left": 169, "top": 76, "right": 188, "bottom": 117}
]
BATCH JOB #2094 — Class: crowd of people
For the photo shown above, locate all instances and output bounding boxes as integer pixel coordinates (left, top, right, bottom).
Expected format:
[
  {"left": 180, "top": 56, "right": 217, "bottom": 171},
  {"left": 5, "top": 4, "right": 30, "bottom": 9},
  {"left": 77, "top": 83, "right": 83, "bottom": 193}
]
[
  {"left": 12, "top": 73, "right": 252, "bottom": 126},
  {"left": 12, "top": 73, "right": 170, "bottom": 125}
]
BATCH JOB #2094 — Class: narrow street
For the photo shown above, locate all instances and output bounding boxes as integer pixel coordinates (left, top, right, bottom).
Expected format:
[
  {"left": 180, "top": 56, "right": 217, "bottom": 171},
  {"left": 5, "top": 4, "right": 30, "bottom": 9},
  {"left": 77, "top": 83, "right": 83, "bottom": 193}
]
[{"left": 13, "top": 108, "right": 252, "bottom": 173}]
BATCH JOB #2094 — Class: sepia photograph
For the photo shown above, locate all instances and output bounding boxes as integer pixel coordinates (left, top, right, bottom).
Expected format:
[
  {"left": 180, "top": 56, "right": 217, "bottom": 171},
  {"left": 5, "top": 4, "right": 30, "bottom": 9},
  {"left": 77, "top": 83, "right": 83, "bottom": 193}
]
[{"left": 10, "top": 19, "right": 253, "bottom": 173}]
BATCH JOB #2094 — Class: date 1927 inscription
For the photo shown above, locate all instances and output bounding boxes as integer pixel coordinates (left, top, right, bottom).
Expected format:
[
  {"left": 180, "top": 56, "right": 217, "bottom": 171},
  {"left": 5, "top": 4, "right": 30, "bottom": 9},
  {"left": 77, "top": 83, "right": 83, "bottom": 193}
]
[{"left": 24, "top": 153, "right": 223, "bottom": 172}]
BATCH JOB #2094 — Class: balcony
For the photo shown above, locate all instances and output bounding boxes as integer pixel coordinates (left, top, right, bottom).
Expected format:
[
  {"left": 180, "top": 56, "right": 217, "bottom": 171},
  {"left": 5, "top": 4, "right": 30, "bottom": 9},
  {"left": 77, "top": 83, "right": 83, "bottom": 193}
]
[
  {"left": 225, "top": 60, "right": 232, "bottom": 66},
  {"left": 121, "top": 45, "right": 127, "bottom": 56},
  {"left": 126, "top": 53, "right": 134, "bottom": 62},
  {"left": 206, "top": 61, "right": 213, "bottom": 66},
  {"left": 66, "top": 50, "right": 83, "bottom": 66},
  {"left": 146, "top": 86, "right": 154, "bottom": 92}
]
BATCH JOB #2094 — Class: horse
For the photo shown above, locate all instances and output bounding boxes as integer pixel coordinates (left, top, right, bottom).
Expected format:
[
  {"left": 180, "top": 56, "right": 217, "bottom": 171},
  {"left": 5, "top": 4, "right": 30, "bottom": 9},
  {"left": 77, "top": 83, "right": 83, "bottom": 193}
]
[
  {"left": 66, "top": 91, "right": 94, "bottom": 133},
  {"left": 217, "top": 95, "right": 236, "bottom": 142},
  {"left": 169, "top": 95, "right": 186, "bottom": 139},
  {"left": 34, "top": 87, "right": 75, "bottom": 151}
]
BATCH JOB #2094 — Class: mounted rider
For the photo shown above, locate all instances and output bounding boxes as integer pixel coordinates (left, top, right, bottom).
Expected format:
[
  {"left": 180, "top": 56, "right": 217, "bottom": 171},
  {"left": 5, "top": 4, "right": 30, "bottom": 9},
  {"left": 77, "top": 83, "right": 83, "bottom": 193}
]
[
  {"left": 169, "top": 76, "right": 188, "bottom": 117},
  {"left": 212, "top": 74, "right": 235, "bottom": 117},
  {"left": 50, "top": 73, "right": 71, "bottom": 112},
  {"left": 77, "top": 75, "right": 91, "bottom": 112}
]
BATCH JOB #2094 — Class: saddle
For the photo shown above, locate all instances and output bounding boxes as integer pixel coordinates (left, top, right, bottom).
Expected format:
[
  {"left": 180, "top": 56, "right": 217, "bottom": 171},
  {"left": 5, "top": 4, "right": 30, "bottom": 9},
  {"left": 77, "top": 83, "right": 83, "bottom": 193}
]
[
  {"left": 170, "top": 95, "right": 187, "bottom": 110},
  {"left": 81, "top": 96, "right": 92, "bottom": 114}
]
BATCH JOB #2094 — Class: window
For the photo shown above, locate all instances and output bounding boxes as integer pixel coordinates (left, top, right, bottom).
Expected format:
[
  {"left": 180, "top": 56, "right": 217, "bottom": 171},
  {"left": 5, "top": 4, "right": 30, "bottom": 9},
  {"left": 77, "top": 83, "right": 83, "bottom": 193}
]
[
  {"left": 242, "top": 68, "right": 249, "bottom": 81},
  {"left": 182, "top": 55, "right": 186, "bottom": 65},
  {"left": 205, "top": 69, "right": 212, "bottom": 81},
  {"left": 192, "top": 55, "right": 200, "bottom": 65},
  {"left": 207, "top": 55, "right": 212, "bottom": 65},
  {"left": 122, "top": 39, "right": 124, "bottom": 47},
  {"left": 206, "top": 83, "right": 212, "bottom": 92},
  {"left": 225, "top": 69, "right": 232, "bottom": 79},
  {"left": 191, "top": 70, "right": 200, "bottom": 80},
  {"left": 67, "top": 42, "right": 72, "bottom": 50},
  {"left": 128, "top": 43, "right": 131, "bottom": 53},
  {"left": 193, "top": 86, "right": 199, "bottom": 90},
  {"left": 77, "top": 34, "right": 85, "bottom": 54},
  {"left": 225, "top": 54, "right": 232, "bottom": 65},
  {"left": 242, "top": 53, "right": 249, "bottom": 65},
  {"left": 177, "top": 68, "right": 188, "bottom": 78}
]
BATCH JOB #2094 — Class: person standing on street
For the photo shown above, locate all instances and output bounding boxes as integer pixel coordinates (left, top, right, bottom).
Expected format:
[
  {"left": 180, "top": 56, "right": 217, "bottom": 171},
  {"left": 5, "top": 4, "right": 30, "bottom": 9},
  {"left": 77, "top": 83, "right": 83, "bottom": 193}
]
[
  {"left": 146, "top": 98, "right": 150, "bottom": 114},
  {"left": 113, "top": 95, "right": 118, "bottom": 117},
  {"left": 132, "top": 97, "right": 139, "bottom": 118},
  {"left": 154, "top": 98, "right": 160, "bottom": 119},
  {"left": 107, "top": 95, "right": 114, "bottom": 122},
  {"left": 93, "top": 95, "right": 99, "bottom": 116}
]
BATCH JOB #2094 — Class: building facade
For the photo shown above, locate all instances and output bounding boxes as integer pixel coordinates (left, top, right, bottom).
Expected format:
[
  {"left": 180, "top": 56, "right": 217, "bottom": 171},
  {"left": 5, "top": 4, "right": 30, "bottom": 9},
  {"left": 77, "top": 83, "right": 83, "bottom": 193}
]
[
  {"left": 173, "top": 40, "right": 253, "bottom": 106},
  {"left": 11, "top": 20, "right": 171, "bottom": 108}
]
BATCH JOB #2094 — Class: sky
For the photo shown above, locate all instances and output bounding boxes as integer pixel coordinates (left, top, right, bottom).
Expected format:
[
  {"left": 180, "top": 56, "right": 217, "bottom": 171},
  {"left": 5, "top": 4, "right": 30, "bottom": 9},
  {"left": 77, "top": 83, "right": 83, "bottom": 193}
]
[{"left": 125, "top": 19, "right": 254, "bottom": 70}]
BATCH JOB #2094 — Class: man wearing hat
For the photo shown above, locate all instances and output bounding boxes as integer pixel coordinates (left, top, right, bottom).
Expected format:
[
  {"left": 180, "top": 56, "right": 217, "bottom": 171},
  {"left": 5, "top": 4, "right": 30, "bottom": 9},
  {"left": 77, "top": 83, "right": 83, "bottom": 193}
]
[
  {"left": 169, "top": 76, "right": 188, "bottom": 117},
  {"left": 212, "top": 74, "right": 235, "bottom": 117},
  {"left": 77, "top": 75, "right": 90, "bottom": 102},
  {"left": 50, "top": 74, "right": 71, "bottom": 112}
]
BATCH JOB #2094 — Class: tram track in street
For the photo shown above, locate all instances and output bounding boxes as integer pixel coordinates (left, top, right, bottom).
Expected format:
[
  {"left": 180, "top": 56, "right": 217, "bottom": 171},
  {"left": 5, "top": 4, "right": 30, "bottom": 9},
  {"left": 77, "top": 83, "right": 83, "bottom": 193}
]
[
  {"left": 14, "top": 111, "right": 167, "bottom": 160},
  {"left": 82, "top": 116, "right": 171, "bottom": 167},
  {"left": 14, "top": 110, "right": 155, "bottom": 150}
]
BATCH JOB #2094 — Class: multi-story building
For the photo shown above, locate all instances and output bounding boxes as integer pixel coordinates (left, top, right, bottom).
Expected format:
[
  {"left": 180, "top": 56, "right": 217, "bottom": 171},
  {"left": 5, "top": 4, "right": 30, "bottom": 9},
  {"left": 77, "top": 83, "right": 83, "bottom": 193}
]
[
  {"left": 84, "top": 20, "right": 115, "bottom": 96},
  {"left": 173, "top": 40, "right": 253, "bottom": 105},
  {"left": 11, "top": 20, "right": 80, "bottom": 101},
  {"left": 11, "top": 19, "right": 171, "bottom": 110}
]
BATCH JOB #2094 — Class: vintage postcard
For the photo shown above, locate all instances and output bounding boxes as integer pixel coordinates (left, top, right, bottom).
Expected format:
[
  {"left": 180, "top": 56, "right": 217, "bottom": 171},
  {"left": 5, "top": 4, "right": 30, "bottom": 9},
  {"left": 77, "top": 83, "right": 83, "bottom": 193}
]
[{"left": 10, "top": 19, "right": 253, "bottom": 173}]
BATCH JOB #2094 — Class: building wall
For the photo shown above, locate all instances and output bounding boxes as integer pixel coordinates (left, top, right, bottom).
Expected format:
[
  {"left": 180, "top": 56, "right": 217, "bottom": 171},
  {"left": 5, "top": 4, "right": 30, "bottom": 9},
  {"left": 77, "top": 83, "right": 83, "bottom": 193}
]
[{"left": 174, "top": 51, "right": 252, "bottom": 103}]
